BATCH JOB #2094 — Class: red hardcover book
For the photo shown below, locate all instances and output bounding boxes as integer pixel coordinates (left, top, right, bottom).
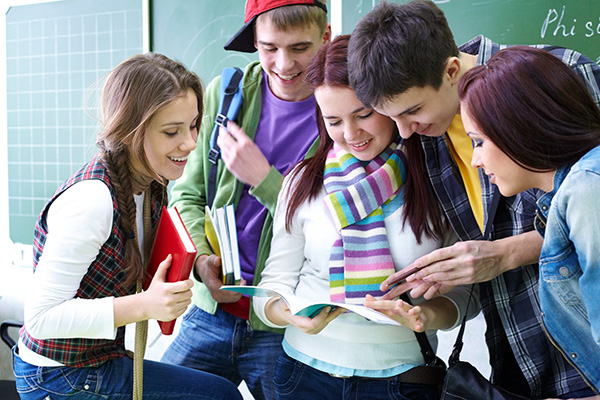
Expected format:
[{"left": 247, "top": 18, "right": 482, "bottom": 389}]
[{"left": 143, "top": 206, "right": 197, "bottom": 335}]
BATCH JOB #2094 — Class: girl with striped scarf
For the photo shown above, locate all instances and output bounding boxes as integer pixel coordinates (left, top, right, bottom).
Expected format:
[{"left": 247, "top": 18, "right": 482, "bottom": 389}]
[{"left": 253, "top": 35, "right": 477, "bottom": 400}]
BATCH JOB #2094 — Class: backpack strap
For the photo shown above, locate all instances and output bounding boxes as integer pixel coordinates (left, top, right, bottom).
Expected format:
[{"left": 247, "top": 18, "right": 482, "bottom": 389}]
[{"left": 207, "top": 67, "right": 244, "bottom": 208}]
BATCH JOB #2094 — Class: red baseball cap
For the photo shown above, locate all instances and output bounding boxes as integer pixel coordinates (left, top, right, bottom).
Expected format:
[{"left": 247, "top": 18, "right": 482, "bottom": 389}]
[{"left": 224, "top": 0, "right": 327, "bottom": 53}]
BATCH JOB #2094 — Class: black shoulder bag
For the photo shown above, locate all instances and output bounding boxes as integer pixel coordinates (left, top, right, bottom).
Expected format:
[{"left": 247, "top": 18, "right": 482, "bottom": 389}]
[{"left": 440, "top": 191, "right": 530, "bottom": 400}]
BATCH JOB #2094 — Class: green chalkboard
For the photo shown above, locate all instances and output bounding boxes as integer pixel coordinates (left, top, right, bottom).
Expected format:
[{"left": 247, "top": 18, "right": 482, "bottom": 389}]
[
  {"left": 6, "top": 0, "right": 144, "bottom": 244},
  {"left": 6, "top": 0, "right": 597, "bottom": 246},
  {"left": 341, "top": 0, "right": 600, "bottom": 64},
  {"left": 151, "top": 0, "right": 259, "bottom": 85}
]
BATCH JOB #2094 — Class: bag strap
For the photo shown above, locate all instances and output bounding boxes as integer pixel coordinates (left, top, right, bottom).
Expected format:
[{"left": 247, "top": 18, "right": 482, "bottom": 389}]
[
  {"left": 447, "top": 284, "right": 476, "bottom": 366},
  {"left": 448, "top": 189, "right": 501, "bottom": 366},
  {"left": 400, "top": 293, "right": 438, "bottom": 365},
  {"left": 410, "top": 189, "right": 501, "bottom": 367},
  {"left": 207, "top": 67, "right": 244, "bottom": 208}
]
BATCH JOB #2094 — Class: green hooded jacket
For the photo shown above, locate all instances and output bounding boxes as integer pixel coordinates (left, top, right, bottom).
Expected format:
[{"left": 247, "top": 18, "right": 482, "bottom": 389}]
[{"left": 170, "top": 61, "right": 319, "bottom": 332}]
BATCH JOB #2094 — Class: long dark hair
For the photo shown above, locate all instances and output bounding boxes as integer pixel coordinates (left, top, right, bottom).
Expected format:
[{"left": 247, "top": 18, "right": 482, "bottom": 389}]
[
  {"left": 97, "top": 53, "right": 204, "bottom": 288},
  {"left": 459, "top": 46, "right": 600, "bottom": 172},
  {"left": 285, "top": 35, "right": 445, "bottom": 243}
]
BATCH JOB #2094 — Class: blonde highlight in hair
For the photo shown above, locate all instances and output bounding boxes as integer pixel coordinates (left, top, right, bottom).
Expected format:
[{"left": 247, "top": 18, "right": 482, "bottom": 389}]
[{"left": 97, "top": 53, "right": 203, "bottom": 287}]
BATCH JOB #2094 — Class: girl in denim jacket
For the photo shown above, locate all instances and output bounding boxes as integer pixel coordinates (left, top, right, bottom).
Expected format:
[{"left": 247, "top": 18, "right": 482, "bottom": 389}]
[{"left": 457, "top": 46, "right": 600, "bottom": 397}]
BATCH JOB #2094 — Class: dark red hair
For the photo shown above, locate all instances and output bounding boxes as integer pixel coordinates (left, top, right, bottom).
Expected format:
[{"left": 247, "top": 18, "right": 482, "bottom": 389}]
[
  {"left": 458, "top": 46, "right": 600, "bottom": 172},
  {"left": 284, "top": 35, "right": 445, "bottom": 243}
]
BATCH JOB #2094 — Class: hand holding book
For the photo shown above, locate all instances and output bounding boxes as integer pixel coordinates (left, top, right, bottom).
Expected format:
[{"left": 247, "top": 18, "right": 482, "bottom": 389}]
[
  {"left": 143, "top": 254, "right": 194, "bottom": 326},
  {"left": 144, "top": 207, "right": 197, "bottom": 335}
]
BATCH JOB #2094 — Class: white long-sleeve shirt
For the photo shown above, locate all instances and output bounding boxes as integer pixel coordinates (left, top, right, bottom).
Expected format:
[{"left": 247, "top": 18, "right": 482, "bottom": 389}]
[
  {"left": 19, "top": 179, "right": 145, "bottom": 366},
  {"left": 254, "top": 176, "right": 476, "bottom": 377}
]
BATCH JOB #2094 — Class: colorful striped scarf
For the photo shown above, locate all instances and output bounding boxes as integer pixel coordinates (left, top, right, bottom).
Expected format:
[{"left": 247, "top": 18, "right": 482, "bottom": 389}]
[{"left": 324, "top": 136, "right": 408, "bottom": 304}]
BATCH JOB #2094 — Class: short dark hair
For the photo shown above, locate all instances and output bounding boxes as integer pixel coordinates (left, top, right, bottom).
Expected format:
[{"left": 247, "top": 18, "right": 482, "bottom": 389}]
[
  {"left": 348, "top": 0, "right": 458, "bottom": 108},
  {"left": 458, "top": 46, "right": 600, "bottom": 171}
]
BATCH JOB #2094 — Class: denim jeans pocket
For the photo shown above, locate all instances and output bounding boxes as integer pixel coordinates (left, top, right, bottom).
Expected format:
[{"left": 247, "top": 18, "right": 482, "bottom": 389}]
[
  {"left": 273, "top": 352, "right": 305, "bottom": 395},
  {"left": 182, "top": 304, "right": 201, "bottom": 322},
  {"left": 390, "top": 381, "right": 439, "bottom": 400},
  {"left": 14, "top": 358, "right": 104, "bottom": 400}
]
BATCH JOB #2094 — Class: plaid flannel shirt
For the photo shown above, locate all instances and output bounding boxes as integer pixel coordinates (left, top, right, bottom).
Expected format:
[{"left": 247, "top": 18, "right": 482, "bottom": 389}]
[
  {"left": 420, "top": 35, "right": 600, "bottom": 398},
  {"left": 22, "top": 155, "right": 161, "bottom": 367}
]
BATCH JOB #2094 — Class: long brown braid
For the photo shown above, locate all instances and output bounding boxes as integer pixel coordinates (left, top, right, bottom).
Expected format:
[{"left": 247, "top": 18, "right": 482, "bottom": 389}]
[
  {"left": 98, "top": 149, "right": 167, "bottom": 288},
  {"left": 100, "top": 149, "right": 143, "bottom": 288},
  {"left": 95, "top": 53, "right": 203, "bottom": 289}
]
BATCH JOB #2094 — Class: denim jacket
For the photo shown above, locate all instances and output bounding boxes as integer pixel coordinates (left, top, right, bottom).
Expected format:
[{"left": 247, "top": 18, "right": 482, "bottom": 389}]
[{"left": 536, "top": 145, "right": 600, "bottom": 393}]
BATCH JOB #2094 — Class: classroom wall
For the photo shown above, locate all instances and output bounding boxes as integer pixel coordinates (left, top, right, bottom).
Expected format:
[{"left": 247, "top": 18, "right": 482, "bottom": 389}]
[
  {"left": 5, "top": 0, "right": 600, "bottom": 253},
  {"left": 0, "top": 0, "right": 148, "bottom": 382},
  {"left": 0, "top": 2, "right": 23, "bottom": 272},
  {"left": 0, "top": 2, "right": 28, "bottom": 384}
]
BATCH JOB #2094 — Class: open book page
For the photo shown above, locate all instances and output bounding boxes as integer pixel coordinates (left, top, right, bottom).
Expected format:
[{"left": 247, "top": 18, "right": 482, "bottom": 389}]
[{"left": 220, "top": 285, "right": 401, "bottom": 327}]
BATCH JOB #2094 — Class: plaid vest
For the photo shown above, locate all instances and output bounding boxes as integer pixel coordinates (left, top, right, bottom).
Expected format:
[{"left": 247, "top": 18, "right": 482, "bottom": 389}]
[{"left": 21, "top": 155, "right": 160, "bottom": 367}]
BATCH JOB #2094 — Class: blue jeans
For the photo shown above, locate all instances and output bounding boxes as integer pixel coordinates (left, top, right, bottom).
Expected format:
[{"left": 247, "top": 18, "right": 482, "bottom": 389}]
[
  {"left": 161, "top": 305, "right": 283, "bottom": 400},
  {"left": 273, "top": 352, "right": 439, "bottom": 400},
  {"left": 12, "top": 346, "right": 242, "bottom": 400}
]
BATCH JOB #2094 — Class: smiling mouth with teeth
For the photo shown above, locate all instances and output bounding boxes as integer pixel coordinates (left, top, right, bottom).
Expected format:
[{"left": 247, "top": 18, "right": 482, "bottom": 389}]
[
  {"left": 276, "top": 72, "right": 301, "bottom": 81},
  {"left": 350, "top": 139, "right": 371, "bottom": 148},
  {"left": 169, "top": 156, "right": 188, "bottom": 162}
]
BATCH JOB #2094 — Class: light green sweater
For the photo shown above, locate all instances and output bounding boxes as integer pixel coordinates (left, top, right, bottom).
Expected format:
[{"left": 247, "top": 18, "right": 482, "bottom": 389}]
[{"left": 170, "top": 62, "right": 319, "bottom": 332}]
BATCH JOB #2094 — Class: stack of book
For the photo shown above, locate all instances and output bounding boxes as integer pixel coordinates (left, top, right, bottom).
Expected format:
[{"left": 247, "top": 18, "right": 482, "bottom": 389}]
[{"left": 205, "top": 204, "right": 242, "bottom": 285}]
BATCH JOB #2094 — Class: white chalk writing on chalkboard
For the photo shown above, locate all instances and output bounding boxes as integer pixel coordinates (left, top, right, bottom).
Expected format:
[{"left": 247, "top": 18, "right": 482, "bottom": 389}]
[{"left": 541, "top": 6, "right": 600, "bottom": 40}]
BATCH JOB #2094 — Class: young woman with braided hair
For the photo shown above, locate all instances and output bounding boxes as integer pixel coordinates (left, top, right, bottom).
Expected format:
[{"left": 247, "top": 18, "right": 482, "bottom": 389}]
[{"left": 12, "top": 53, "right": 243, "bottom": 400}]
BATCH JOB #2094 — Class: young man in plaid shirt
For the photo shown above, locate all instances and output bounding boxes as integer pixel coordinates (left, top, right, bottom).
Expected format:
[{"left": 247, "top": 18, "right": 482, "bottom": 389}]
[{"left": 348, "top": 1, "right": 600, "bottom": 398}]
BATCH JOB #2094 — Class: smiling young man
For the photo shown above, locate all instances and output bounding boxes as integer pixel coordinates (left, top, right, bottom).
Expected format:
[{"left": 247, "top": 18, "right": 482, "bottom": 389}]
[
  {"left": 160, "top": 1, "right": 330, "bottom": 399},
  {"left": 348, "top": 1, "right": 600, "bottom": 399}
]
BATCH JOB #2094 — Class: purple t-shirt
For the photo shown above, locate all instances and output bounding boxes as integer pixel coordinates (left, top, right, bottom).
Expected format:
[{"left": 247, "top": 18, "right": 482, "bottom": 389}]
[{"left": 235, "top": 71, "right": 318, "bottom": 283}]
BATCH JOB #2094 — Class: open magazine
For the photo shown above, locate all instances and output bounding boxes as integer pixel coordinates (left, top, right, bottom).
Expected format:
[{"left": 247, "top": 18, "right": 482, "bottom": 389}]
[{"left": 220, "top": 285, "right": 401, "bottom": 326}]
